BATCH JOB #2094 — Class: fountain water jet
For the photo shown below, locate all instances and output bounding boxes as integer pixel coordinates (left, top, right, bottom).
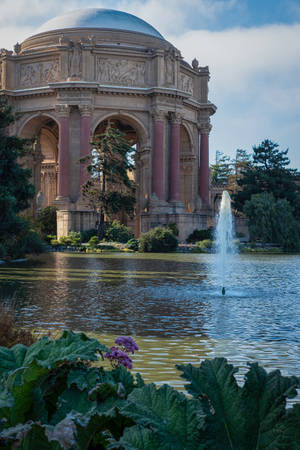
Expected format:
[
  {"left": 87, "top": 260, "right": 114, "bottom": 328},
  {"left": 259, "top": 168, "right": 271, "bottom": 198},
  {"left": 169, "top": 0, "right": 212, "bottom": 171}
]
[{"left": 215, "top": 191, "right": 236, "bottom": 295}]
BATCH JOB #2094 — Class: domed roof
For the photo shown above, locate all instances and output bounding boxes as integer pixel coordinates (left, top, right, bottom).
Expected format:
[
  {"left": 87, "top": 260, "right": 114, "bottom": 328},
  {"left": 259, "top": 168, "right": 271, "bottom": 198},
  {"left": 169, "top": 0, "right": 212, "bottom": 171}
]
[{"left": 36, "top": 8, "right": 164, "bottom": 40}]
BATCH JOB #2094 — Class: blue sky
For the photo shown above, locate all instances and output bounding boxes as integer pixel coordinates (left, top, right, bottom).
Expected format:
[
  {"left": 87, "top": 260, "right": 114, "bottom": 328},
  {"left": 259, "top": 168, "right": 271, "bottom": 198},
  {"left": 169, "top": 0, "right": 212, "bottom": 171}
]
[{"left": 0, "top": 0, "right": 299, "bottom": 168}]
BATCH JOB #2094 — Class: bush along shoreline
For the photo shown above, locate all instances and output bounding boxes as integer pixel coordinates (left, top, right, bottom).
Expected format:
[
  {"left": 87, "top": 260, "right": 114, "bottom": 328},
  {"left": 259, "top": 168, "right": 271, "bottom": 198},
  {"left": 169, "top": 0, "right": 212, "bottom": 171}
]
[{"left": 0, "top": 331, "right": 299, "bottom": 449}]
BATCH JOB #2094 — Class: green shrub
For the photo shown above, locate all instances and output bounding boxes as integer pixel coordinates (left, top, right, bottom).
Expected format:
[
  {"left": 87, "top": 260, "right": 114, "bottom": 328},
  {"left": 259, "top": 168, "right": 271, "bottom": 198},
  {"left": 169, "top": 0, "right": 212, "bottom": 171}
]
[
  {"left": 0, "top": 332, "right": 299, "bottom": 449},
  {"left": 105, "top": 220, "right": 133, "bottom": 243},
  {"left": 88, "top": 235, "right": 100, "bottom": 249},
  {"left": 59, "top": 236, "right": 72, "bottom": 247},
  {"left": 68, "top": 231, "right": 81, "bottom": 247},
  {"left": 45, "top": 234, "right": 56, "bottom": 244},
  {"left": 80, "top": 228, "right": 98, "bottom": 243},
  {"left": 167, "top": 222, "right": 179, "bottom": 236},
  {"left": 127, "top": 238, "right": 139, "bottom": 251},
  {"left": 187, "top": 227, "right": 214, "bottom": 243},
  {"left": 50, "top": 239, "right": 59, "bottom": 247},
  {"left": 196, "top": 239, "right": 213, "bottom": 251},
  {"left": 139, "top": 227, "right": 178, "bottom": 252},
  {"left": 37, "top": 206, "right": 57, "bottom": 236}
]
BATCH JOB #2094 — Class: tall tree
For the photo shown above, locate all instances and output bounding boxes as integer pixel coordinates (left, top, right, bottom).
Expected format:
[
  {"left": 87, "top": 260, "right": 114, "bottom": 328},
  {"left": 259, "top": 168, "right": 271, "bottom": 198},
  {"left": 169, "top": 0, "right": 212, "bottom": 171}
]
[
  {"left": 210, "top": 151, "right": 233, "bottom": 185},
  {"left": 233, "top": 139, "right": 300, "bottom": 215},
  {"left": 81, "top": 125, "right": 136, "bottom": 238},
  {"left": 244, "top": 193, "right": 300, "bottom": 250},
  {"left": 0, "top": 97, "right": 37, "bottom": 257}
]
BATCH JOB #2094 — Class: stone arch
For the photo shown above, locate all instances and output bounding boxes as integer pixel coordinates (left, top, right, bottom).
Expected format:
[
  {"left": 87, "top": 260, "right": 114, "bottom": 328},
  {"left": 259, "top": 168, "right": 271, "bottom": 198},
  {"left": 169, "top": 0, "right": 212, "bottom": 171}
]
[
  {"left": 92, "top": 111, "right": 149, "bottom": 149},
  {"left": 18, "top": 113, "right": 59, "bottom": 210},
  {"left": 180, "top": 123, "right": 195, "bottom": 212},
  {"left": 18, "top": 112, "right": 59, "bottom": 138}
]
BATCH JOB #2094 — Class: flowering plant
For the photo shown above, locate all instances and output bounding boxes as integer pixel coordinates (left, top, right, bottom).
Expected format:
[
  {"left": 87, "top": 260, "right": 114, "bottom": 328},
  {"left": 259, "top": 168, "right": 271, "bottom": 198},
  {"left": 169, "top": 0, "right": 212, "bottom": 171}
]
[{"left": 105, "top": 336, "right": 139, "bottom": 370}]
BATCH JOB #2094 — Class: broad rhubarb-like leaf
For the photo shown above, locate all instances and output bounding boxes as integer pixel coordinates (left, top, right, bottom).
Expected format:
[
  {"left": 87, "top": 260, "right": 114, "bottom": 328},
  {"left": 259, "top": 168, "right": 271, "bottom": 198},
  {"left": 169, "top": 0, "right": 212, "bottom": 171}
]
[{"left": 120, "top": 383, "right": 205, "bottom": 449}]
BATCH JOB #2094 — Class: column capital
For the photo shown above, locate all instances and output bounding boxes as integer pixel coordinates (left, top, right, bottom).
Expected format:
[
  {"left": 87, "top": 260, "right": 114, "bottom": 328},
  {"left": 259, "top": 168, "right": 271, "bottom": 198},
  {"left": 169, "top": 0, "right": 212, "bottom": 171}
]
[
  {"left": 198, "top": 121, "right": 212, "bottom": 134},
  {"left": 55, "top": 104, "right": 70, "bottom": 118},
  {"left": 79, "top": 104, "right": 93, "bottom": 117},
  {"left": 151, "top": 109, "right": 166, "bottom": 122},
  {"left": 170, "top": 112, "right": 182, "bottom": 125}
]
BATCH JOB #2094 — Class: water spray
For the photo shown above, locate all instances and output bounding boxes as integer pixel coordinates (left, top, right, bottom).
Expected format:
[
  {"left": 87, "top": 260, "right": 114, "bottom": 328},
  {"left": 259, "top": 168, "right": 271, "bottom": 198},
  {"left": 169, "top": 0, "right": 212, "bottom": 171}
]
[{"left": 215, "top": 191, "right": 236, "bottom": 297}]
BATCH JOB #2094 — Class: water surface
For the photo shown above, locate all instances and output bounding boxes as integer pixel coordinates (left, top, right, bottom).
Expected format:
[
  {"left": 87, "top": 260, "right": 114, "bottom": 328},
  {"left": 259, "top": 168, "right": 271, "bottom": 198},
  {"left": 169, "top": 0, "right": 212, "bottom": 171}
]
[{"left": 1, "top": 252, "right": 299, "bottom": 388}]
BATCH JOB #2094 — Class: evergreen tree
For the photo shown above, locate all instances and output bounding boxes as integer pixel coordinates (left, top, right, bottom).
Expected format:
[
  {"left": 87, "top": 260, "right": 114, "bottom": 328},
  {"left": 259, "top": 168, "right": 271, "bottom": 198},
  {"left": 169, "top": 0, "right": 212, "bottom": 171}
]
[
  {"left": 81, "top": 125, "right": 136, "bottom": 238},
  {"left": 233, "top": 139, "right": 300, "bottom": 215},
  {"left": 210, "top": 151, "right": 233, "bottom": 185},
  {"left": 0, "top": 97, "right": 39, "bottom": 258}
]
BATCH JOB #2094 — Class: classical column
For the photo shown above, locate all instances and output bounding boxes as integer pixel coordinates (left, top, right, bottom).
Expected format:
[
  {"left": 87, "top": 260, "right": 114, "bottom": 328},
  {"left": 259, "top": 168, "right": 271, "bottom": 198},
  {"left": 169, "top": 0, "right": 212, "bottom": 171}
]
[
  {"left": 152, "top": 110, "right": 165, "bottom": 200},
  {"left": 199, "top": 122, "right": 212, "bottom": 205},
  {"left": 79, "top": 104, "right": 93, "bottom": 186},
  {"left": 169, "top": 113, "right": 181, "bottom": 202},
  {"left": 56, "top": 104, "right": 70, "bottom": 199}
]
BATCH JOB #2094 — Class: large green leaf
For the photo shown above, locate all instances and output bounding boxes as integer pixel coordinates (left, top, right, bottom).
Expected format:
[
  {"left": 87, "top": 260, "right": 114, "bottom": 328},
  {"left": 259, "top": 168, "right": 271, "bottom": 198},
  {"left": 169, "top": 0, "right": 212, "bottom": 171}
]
[
  {"left": 177, "top": 358, "right": 244, "bottom": 449},
  {"left": 0, "top": 331, "right": 108, "bottom": 378},
  {"left": 177, "top": 358, "right": 300, "bottom": 450},
  {"left": 109, "top": 425, "right": 167, "bottom": 450},
  {"left": 120, "top": 383, "right": 205, "bottom": 449},
  {"left": 283, "top": 404, "right": 300, "bottom": 448},
  {"left": 241, "top": 363, "right": 300, "bottom": 449}
]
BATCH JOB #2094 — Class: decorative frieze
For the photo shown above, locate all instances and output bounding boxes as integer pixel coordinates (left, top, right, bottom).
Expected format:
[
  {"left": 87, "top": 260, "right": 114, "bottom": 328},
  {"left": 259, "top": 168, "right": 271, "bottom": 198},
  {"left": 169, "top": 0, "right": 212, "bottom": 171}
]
[
  {"left": 79, "top": 104, "right": 93, "bottom": 117},
  {"left": 180, "top": 73, "right": 193, "bottom": 95},
  {"left": 96, "top": 57, "right": 146, "bottom": 87},
  {"left": 20, "top": 59, "right": 59, "bottom": 88}
]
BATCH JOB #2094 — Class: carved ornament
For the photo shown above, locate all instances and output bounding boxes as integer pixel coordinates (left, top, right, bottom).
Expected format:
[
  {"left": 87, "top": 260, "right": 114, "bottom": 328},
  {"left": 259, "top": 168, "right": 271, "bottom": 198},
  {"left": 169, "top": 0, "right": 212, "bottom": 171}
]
[
  {"left": 68, "top": 42, "right": 82, "bottom": 79},
  {"left": 164, "top": 50, "right": 175, "bottom": 85},
  {"left": 97, "top": 57, "right": 146, "bottom": 87},
  {"left": 79, "top": 104, "right": 93, "bottom": 117},
  {"left": 14, "top": 43, "right": 21, "bottom": 55},
  {"left": 151, "top": 109, "right": 165, "bottom": 121},
  {"left": 55, "top": 104, "right": 70, "bottom": 117},
  {"left": 198, "top": 121, "right": 212, "bottom": 134},
  {"left": 170, "top": 112, "right": 182, "bottom": 124},
  {"left": 0, "top": 49, "right": 13, "bottom": 57},
  {"left": 20, "top": 59, "right": 60, "bottom": 87},
  {"left": 180, "top": 73, "right": 193, "bottom": 95}
]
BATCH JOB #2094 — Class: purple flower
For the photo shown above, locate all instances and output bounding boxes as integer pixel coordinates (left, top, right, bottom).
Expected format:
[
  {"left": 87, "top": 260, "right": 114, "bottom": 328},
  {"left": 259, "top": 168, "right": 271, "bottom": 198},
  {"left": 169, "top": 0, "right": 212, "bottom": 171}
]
[
  {"left": 115, "top": 336, "right": 139, "bottom": 354},
  {"left": 105, "top": 346, "right": 133, "bottom": 370}
]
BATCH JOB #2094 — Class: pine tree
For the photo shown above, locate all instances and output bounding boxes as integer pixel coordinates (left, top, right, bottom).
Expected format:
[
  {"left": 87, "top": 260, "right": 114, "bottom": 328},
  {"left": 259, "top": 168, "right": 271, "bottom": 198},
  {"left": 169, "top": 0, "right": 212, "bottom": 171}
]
[
  {"left": 81, "top": 125, "right": 136, "bottom": 238},
  {"left": 0, "top": 97, "right": 37, "bottom": 257},
  {"left": 233, "top": 139, "right": 300, "bottom": 215}
]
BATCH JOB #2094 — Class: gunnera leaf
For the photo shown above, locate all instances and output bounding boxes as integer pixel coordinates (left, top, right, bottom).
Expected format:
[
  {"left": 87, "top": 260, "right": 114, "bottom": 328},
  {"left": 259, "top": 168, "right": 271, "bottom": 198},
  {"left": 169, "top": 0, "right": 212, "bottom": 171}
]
[
  {"left": 108, "top": 424, "right": 168, "bottom": 450},
  {"left": 241, "top": 362, "right": 300, "bottom": 449},
  {"left": 177, "top": 358, "right": 245, "bottom": 449},
  {"left": 120, "top": 383, "right": 205, "bottom": 449},
  {"left": 0, "top": 331, "right": 108, "bottom": 378}
]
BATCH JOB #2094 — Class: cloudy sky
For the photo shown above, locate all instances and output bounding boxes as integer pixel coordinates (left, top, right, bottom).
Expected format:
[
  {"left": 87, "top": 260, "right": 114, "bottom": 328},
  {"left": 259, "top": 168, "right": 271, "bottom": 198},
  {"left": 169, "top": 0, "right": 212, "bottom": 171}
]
[{"left": 1, "top": 0, "right": 300, "bottom": 168}]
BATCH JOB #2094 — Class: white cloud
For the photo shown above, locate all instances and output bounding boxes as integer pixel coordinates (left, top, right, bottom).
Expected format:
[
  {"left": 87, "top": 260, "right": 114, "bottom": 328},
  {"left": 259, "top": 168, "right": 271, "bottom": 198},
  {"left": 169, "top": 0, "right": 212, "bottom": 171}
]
[{"left": 168, "top": 24, "right": 300, "bottom": 167}]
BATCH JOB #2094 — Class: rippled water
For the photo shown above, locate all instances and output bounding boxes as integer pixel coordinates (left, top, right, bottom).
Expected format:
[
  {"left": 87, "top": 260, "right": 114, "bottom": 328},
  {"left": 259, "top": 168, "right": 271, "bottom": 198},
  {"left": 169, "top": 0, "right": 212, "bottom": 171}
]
[{"left": 1, "top": 252, "right": 300, "bottom": 389}]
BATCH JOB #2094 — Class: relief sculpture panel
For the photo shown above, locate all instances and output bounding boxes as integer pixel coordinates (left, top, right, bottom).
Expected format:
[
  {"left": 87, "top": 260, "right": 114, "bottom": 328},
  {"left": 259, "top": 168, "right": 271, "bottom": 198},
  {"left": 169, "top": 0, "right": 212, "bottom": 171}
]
[
  {"left": 180, "top": 73, "right": 193, "bottom": 95},
  {"left": 19, "top": 59, "right": 59, "bottom": 88},
  {"left": 97, "top": 57, "right": 145, "bottom": 87}
]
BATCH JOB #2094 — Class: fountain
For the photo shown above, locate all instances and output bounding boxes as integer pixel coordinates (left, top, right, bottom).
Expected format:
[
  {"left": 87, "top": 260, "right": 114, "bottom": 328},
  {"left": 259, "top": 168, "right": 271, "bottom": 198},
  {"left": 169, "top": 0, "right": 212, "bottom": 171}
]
[{"left": 215, "top": 191, "right": 236, "bottom": 295}]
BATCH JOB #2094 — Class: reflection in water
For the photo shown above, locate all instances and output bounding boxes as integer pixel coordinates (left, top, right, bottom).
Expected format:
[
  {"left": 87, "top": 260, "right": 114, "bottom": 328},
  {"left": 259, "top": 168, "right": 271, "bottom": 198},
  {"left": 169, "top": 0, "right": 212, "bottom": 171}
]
[{"left": 1, "top": 252, "right": 300, "bottom": 389}]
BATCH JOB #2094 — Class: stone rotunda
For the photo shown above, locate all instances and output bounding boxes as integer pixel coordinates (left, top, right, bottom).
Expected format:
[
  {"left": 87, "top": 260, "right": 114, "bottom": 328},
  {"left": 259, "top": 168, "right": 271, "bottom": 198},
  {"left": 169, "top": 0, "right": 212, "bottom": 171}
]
[{"left": 0, "top": 8, "right": 216, "bottom": 240}]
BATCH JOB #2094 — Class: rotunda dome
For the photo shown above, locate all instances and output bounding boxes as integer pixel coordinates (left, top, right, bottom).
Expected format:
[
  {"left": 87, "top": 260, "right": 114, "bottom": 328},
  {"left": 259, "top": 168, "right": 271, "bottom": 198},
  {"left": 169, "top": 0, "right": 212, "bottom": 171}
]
[{"left": 36, "top": 8, "right": 164, "bottom": 40}]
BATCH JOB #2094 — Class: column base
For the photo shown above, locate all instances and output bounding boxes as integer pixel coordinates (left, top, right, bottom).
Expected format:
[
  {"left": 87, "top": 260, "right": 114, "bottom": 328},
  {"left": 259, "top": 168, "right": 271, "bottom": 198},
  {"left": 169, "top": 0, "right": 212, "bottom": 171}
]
[{"left": 168, "top": 200, "right": 185, "bottom": 213}]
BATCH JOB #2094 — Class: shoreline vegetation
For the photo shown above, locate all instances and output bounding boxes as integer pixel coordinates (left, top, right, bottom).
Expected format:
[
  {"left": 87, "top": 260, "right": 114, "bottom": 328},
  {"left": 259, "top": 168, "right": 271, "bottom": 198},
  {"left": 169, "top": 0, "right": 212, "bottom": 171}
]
[{"left": 0, "top": 329, "right": 299, "bottom": 448}]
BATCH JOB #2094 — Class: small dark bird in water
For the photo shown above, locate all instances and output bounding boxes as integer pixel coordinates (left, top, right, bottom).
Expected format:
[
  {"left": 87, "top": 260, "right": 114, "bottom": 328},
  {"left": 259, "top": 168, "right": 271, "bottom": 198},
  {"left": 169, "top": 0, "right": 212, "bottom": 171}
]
[{"left": 222, "top": 287, "right": 225, "bottom": 295}]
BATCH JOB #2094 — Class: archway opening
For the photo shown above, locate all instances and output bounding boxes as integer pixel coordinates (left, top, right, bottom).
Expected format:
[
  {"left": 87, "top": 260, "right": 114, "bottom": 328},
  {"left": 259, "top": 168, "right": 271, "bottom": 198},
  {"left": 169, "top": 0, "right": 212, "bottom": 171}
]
[
  {"left": 20, "top": 116, "right": 59, "bottom": 211},
  {"left": 180, "top": 124, "right": 194, "bottom": 212},
  {"left": 93, "top": 117, "right": 140, "bottom": 235}
]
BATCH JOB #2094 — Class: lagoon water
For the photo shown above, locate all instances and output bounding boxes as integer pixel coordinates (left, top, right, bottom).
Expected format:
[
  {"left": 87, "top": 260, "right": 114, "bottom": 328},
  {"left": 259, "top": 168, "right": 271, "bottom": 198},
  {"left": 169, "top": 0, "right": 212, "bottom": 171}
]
[{"left": 1, "top": 252, "right": 300, "bottom": 388}]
